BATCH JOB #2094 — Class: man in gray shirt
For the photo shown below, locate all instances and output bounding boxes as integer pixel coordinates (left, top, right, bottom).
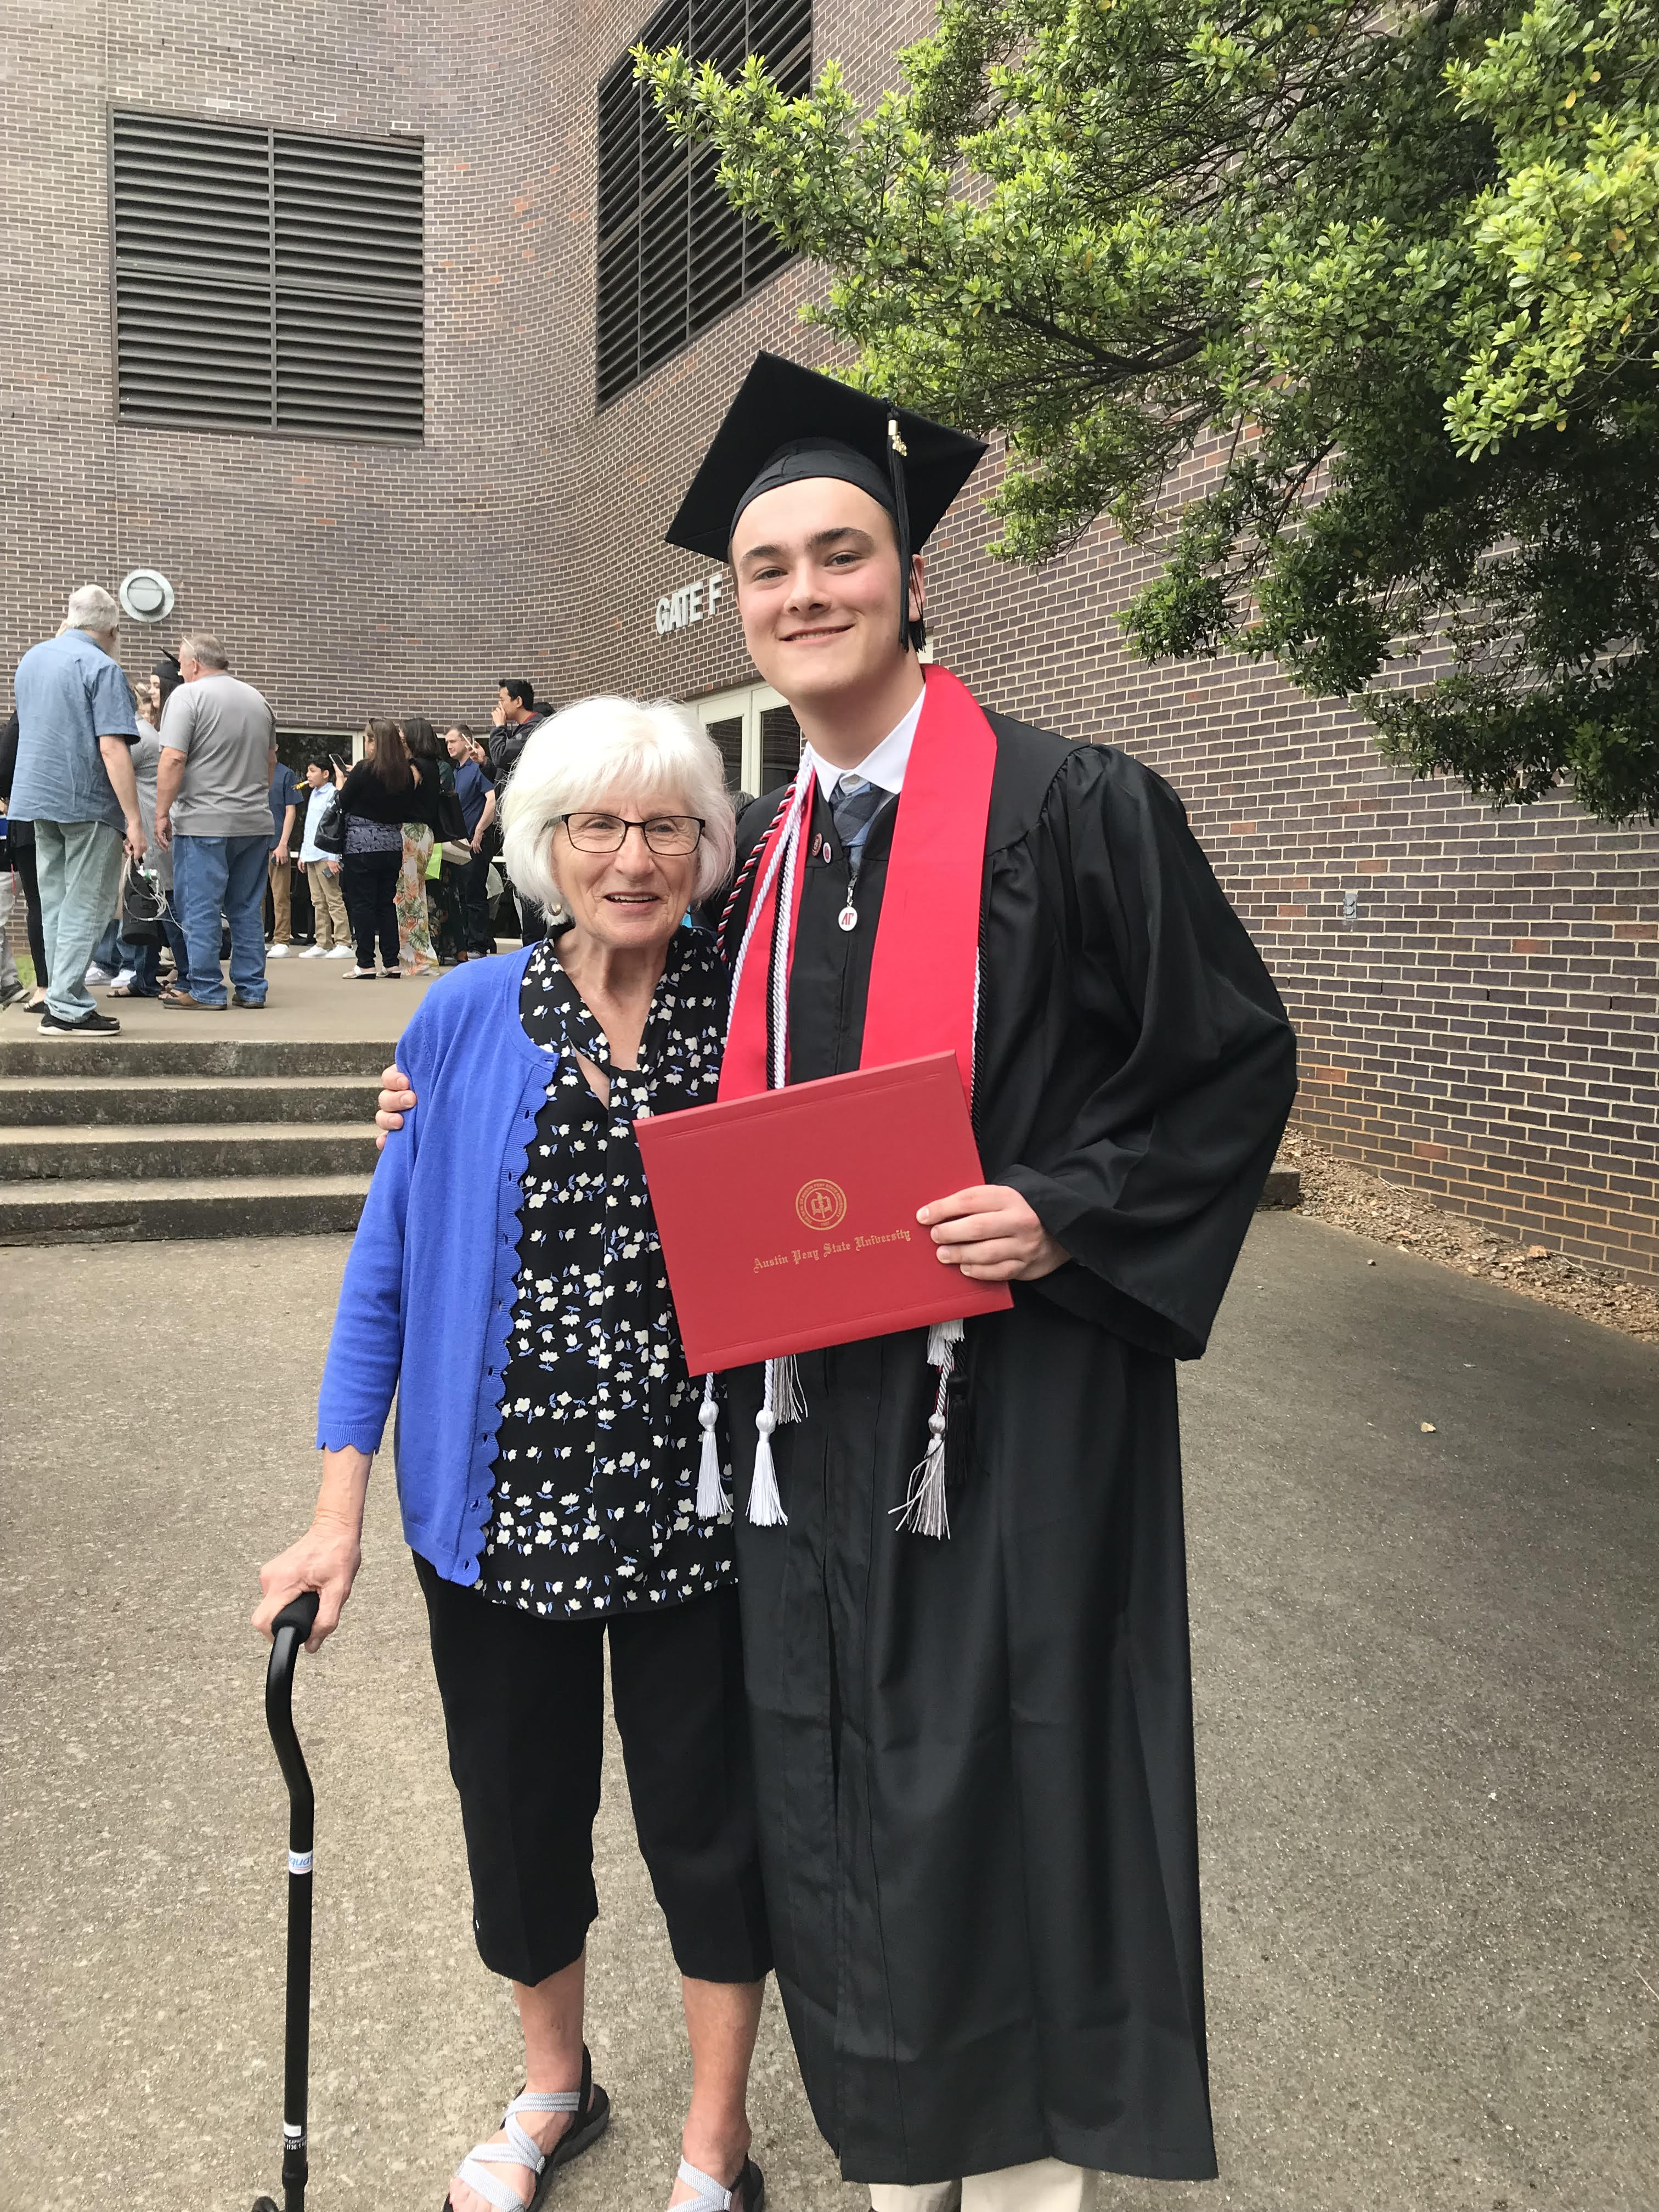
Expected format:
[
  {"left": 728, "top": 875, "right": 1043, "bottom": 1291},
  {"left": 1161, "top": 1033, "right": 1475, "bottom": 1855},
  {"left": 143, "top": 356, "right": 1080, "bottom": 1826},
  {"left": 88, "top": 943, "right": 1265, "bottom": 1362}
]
[
  {"left": 155, "top": 633, "right": 276, "bottom": 1010},
  {"left": 9, "top": 583, "right": 145, "bottom": 1036}
]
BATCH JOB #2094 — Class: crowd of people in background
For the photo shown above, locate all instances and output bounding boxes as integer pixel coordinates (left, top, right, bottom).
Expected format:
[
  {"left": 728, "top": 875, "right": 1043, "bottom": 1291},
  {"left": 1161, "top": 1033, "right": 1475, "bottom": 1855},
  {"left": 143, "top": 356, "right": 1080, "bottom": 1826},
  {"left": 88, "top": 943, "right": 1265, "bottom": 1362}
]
[{"left": 0, "top": 579, "right": 563, "bottom": 1034}]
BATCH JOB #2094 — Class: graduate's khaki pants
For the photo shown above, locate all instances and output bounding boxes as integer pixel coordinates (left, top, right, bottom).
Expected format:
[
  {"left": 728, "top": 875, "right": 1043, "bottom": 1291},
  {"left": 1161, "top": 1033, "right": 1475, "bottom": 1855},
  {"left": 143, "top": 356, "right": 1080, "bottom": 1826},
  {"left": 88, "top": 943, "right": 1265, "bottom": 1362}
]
[{"left": 869, "top": 2160, "right": 1088, "bottom": 2212}]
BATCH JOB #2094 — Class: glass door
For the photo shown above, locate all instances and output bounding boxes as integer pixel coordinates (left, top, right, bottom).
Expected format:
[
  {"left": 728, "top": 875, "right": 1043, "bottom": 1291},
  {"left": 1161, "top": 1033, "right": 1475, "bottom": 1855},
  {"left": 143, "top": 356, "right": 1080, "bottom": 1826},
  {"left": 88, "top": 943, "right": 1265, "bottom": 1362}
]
[{"left": 690, "top": 681, "right": 802, "bottom": 798}]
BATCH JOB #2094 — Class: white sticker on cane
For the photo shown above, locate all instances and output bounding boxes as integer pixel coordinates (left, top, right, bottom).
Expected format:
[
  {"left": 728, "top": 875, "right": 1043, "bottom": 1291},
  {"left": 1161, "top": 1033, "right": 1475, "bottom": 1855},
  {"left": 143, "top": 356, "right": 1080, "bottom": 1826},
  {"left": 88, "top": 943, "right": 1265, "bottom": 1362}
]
[{"left": 287, "top": 1849, "right": 314, "bottom": 1875}]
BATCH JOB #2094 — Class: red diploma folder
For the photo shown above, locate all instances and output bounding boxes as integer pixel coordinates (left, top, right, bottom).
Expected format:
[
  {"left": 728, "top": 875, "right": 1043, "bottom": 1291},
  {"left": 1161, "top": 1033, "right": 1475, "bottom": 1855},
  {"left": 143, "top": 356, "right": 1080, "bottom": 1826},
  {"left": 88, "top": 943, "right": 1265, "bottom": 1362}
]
[{"left": 634, "top": 1053, "right": 1013, "bottom": 1374}]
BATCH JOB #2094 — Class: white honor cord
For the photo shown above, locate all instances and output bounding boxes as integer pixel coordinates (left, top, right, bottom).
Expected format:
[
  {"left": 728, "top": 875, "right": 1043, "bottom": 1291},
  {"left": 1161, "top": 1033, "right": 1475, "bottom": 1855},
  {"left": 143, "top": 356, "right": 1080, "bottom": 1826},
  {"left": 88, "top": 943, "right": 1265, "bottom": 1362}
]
[
  {"left": 969, "top": 953, "right": 981, "bottom": 1113},
  {"left": 723, "top": 775, "right": 816, "bottom": 1526},
  {"left": 748, "top": 1359, "right": 788, "bottom": 1526},
  {"left": 900, "top": 961, "right": 979, "bottom": 1539},
  {"left": 731, "top": 771, "right": 978, "bottom": 1537},
  {"left": 766, "top": 776, "right": 811, "bottom": 1091},
  {"left": 724, "top": 774, "right": 808, "bottom": 1059},
  {"left": 695, "top": 1373, "right": 727, "bottom": 1521}
]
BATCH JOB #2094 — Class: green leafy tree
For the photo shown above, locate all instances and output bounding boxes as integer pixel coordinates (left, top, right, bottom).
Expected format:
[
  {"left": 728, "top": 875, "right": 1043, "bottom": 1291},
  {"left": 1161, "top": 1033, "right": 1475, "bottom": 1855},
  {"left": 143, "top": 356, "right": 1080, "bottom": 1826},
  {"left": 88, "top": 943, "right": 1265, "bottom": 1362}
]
[{"left": 639, "top": 0, "right": 1659, "bottom": 821}]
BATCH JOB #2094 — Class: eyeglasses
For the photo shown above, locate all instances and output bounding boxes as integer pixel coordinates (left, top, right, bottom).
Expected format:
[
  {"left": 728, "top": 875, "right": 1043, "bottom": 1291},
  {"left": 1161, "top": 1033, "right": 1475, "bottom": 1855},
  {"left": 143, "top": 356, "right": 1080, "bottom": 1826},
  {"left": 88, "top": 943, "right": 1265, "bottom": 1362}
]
[{"left": 556, "top": 812, "right": 704, "bottom": 856}]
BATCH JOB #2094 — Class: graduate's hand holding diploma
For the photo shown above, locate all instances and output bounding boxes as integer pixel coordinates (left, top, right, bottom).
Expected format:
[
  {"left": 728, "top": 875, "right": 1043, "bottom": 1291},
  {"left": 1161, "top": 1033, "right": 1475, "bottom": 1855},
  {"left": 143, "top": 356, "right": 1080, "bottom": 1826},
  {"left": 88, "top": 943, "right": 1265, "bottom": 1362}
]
[
  {"left": 379, "top": 1065, "right": 1068, "bottom": 1284},
  {"left": 919, "top": 1186, "right": 1068, "bottom": 1283}
]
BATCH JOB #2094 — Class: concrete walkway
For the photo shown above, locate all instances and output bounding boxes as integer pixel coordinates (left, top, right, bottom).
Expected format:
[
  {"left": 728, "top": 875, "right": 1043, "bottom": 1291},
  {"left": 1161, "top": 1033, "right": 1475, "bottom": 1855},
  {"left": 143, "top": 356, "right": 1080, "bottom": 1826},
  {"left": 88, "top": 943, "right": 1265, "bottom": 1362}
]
[
  {"left": 8, "top": 937, "right": 455, "bottom": 1045},
  {"left": 2, "top": 1214, "right": 1654, "bottom": 2210}
]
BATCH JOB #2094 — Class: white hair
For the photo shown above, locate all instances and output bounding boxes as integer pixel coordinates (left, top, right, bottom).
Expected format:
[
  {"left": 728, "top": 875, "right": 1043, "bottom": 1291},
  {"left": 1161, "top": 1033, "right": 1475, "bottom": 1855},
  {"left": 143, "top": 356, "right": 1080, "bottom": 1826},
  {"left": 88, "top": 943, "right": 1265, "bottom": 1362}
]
[
  {"left": 180, "top": 632, "right": 230, "bottom": 670},
  {"left": 65, "top": 584, "right": 120, "bottom": 635},
  {"left": 500, "top": 696, "right": 736, "bottom": 915}
]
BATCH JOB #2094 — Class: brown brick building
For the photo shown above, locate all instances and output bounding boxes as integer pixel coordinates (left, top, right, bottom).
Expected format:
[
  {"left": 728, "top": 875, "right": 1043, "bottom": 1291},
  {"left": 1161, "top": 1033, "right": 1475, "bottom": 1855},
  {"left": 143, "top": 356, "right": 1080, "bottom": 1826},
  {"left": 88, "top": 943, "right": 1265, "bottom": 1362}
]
[{"left": 4, "top": 0, "right": 1655, "bottom": 1276}]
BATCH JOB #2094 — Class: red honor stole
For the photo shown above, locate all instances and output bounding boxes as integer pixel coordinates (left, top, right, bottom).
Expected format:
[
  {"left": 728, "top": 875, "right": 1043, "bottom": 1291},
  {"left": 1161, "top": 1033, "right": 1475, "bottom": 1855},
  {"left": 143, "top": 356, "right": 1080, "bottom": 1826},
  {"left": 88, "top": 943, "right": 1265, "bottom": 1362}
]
[{"left": 720, "top": 664, "right": 998, "bottom": 1103}]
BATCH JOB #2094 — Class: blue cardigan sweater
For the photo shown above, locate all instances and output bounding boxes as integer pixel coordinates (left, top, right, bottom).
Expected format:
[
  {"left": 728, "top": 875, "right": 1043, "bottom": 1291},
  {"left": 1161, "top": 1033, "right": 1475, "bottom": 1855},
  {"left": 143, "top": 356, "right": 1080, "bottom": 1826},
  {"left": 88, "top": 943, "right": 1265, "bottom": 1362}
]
[{"left": 315, "top": 947, "right": 563, "bottom": 1584}]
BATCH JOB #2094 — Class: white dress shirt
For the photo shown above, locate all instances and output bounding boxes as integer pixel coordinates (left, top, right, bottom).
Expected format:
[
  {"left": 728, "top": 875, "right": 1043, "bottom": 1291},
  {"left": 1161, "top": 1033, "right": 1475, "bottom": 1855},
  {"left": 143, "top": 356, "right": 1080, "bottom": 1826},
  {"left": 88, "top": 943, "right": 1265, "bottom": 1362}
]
[{"left": 799, "top": 685, "right": 926, "bottom": 804}]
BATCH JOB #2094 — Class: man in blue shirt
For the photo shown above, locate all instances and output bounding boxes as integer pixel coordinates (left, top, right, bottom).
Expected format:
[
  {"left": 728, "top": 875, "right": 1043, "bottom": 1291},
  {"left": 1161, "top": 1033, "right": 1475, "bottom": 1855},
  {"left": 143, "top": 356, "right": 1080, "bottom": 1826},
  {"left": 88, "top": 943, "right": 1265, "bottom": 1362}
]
[
  {"left": 444, "top": 722, "right": 497, "bottom": 958},
  {"left": 9, "top": 584, "right": 144, "bottom": 1037}
]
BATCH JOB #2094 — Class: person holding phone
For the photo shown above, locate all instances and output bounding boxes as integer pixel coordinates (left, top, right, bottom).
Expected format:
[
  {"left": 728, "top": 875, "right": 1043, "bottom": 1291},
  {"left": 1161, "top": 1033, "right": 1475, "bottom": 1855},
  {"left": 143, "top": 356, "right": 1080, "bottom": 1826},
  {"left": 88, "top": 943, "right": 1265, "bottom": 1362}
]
[
  {"left": 296, "top": 756, "right": 352, "bottom": 957},
  {"left": 334, "top": 720, "right": 438, "bottom": 978}
]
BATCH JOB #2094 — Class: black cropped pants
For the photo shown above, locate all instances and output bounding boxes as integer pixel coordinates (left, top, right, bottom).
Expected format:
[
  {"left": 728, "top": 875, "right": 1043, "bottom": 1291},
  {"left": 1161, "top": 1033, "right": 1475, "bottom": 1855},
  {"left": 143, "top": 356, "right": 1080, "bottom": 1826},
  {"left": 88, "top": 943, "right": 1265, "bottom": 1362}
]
[
  {"left": 415, "top": 1557, "right": 772, "bottom": 1990},
  {"left": 341, "top": 847, "right": 400, "bottom": 971}
]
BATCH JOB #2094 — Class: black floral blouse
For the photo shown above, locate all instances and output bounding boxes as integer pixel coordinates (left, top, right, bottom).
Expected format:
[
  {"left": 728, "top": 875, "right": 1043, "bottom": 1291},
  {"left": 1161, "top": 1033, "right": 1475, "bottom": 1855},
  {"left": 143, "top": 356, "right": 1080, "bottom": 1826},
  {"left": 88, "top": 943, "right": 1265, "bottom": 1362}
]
[{"left": 474, "top": 929, "right": 734, "bottom": 1618}]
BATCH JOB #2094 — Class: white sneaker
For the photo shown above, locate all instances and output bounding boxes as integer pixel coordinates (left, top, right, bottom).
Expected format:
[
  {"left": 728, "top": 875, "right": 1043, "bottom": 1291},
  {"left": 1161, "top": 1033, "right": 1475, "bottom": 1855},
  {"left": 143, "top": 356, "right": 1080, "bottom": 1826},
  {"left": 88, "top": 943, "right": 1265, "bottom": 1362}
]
[
  {"left": 111, "top": 968, "right": 137, "bottom": 990},
  {"left": 268, "top": 943, "right": 291, "bottom": 957},
  {"left": 84, "top": 964, "right": 116, "bottom": 985},
  {"left": 325, "top": 946, "right": 354, "bottom": 959},
  {"left": 300, "top": 944, "right": 328, "bottom": 958}
]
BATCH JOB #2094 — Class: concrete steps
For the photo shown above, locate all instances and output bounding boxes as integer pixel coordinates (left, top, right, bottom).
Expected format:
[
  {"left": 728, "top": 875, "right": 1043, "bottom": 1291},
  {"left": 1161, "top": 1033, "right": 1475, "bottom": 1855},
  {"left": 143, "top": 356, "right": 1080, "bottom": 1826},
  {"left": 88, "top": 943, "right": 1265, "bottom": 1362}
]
[
  {"left": 0, "top": 1074, "right": 383, "bottom": 1127},
  {"left": 0, "top": 1122, "right": 381, "bottom": 1181},
  {"left": 0, "top": 1037, "right": 391, "bottom": 1079},
  {"left": 0, "top": 1173, "right": 372, "bottom": 1243},
  {"left": 0, "top": 1031, "right": 1301, "bottom": 1245},
  {"left": 0, "top": 1036, "right": 390, "bottom": 1243}
]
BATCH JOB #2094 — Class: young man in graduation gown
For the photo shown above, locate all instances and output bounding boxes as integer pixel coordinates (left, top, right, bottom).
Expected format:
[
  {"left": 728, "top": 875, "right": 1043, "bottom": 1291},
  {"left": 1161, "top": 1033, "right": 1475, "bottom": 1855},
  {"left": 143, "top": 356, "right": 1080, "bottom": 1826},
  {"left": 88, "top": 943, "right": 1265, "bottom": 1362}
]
[{"left": 378, "top": 354, "right": 1297, "bottom": 2212}]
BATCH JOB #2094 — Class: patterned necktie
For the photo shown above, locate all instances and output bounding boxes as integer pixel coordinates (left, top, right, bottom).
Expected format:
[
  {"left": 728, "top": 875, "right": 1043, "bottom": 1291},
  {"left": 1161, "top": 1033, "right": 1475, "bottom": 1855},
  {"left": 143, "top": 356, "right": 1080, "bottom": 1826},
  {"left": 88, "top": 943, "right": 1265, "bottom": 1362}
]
[{"left": 831, "top": 774, "right": 893, "bottom": 871}]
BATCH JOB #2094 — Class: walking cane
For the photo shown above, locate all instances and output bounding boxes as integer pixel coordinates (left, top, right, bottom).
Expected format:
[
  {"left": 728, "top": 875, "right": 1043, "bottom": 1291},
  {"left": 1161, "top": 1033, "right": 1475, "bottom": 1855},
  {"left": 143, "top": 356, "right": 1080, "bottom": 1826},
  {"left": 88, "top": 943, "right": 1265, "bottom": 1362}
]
[{"left": 251, "top": 1589, "right": 321, "bottom": 2212}]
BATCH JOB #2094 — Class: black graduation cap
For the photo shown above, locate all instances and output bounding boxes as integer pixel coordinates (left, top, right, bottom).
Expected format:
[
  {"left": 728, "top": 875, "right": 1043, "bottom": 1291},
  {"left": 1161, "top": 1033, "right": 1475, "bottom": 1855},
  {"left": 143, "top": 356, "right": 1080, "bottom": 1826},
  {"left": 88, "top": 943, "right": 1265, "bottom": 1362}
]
[{"left": 664, "top": 352, "right": 988, "bottom": 650}]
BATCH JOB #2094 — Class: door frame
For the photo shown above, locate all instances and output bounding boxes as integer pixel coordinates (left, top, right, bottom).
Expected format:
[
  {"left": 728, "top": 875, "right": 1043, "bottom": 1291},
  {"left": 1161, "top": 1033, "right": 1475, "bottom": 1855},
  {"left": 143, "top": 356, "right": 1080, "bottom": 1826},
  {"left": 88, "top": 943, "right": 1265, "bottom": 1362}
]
[{"left": 689, "top": 680, "right": 787, "bottom": 794}]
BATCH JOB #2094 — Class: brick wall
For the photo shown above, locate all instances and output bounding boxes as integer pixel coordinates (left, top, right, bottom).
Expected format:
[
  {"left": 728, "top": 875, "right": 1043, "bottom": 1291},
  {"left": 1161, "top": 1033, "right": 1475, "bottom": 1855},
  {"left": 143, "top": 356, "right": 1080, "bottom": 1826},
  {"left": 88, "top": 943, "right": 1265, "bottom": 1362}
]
[
  {"left": 3, "top": 0, "right": 1654, "bottom": 1278},
  {"left": 0, "top": 0, "right": 572, "bottom": 729},
  {"left": 542, "top": 0, "right": 1658, "bottom": 1284},
  {"left": 920, "top": 465, "right": 1659, "bottom": 1284}
]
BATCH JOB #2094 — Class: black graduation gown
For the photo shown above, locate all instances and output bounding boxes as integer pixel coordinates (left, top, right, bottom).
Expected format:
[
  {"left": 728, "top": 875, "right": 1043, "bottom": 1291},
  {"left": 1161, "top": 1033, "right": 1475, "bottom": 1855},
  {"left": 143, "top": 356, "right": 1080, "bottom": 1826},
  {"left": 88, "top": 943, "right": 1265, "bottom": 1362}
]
[{"left": 720, "top": 710, "right": 1298, "bottom": 2187}]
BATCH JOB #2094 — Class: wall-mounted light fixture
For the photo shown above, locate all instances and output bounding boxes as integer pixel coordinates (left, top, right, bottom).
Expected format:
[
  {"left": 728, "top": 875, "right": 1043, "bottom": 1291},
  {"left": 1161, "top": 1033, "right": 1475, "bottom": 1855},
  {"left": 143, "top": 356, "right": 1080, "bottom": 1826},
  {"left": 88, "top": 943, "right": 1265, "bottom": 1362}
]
[{"left": 119, "top": 569, "right": 174, "bottom": 623}]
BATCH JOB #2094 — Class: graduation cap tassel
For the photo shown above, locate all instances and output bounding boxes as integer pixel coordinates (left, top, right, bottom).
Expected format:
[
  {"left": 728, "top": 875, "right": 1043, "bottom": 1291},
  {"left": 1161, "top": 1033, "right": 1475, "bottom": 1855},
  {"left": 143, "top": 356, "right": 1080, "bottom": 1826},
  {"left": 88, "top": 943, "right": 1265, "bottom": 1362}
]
[
  {"left": 886, "top": 408, "right": 919, "bottom": 653},
  {"left": 895, "top": 1317, "right": 963, "bottom": 1539},
  {"left": 696, "top": 1373, "right": 727, "bottom": 1521}
]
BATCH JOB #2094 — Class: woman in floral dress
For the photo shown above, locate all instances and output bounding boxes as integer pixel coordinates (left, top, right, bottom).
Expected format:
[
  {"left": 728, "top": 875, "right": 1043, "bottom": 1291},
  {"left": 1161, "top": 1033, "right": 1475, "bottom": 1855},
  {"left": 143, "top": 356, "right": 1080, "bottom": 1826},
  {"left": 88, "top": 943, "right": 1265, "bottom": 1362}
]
[{"left": 395, "top": 714, "right": 443, "bottom": 973}]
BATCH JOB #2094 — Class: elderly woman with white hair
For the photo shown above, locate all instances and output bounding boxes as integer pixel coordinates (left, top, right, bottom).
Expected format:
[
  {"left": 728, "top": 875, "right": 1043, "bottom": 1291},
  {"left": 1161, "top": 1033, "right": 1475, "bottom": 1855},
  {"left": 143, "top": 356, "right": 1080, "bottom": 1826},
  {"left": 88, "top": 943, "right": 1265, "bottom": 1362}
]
[{"left": 255, "top": 699, "right": 770, "bottom": 2212}]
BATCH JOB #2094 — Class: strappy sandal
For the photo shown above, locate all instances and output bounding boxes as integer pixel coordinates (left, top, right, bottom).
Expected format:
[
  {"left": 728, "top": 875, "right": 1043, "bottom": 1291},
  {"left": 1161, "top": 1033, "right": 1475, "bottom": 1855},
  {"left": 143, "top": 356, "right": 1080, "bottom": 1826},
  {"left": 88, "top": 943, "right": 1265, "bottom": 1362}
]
[
  {"left": 674, "top": 2157, "right": 766, "bottom": 2212},
  {"left": 443, "top": 2045, "right": 610, "bottom": 2211}
]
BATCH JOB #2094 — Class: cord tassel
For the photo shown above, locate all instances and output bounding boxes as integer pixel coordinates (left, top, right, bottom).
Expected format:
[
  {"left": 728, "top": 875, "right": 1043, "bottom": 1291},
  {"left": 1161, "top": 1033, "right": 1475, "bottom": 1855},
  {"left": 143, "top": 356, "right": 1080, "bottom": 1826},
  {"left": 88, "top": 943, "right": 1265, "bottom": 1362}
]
[
  {"left": 896, "top": 1318, "right": 962, "bottom": 1539},
  {"left": 696, "top": 1374, "right": 726, "bottom": 1521},
  {"left": 926, "top": 1316, "right": 963, "bottom": 1366},
  {"left": 748, "top": 1364, "right": 788, "bottom": 1526},
  {"left": 770, "top": 1352, "right": 806, "bottom": 1426}
]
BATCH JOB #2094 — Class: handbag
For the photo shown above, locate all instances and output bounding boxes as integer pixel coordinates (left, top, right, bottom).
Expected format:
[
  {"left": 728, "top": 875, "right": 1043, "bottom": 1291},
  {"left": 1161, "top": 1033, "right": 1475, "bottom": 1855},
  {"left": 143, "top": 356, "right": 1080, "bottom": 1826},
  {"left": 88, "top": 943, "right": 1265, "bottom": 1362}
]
[
  {"left": 439, "top": 839, "right": 474, "bottom": 868},
  {"left": 120, "top": 857, "right": 165, "bottom": 945},
  {"left": 433, "top": 788, "right": 468, "bottom": 843},
  {"left": 312, "top": 793, "right": 346, "bottom": 856}
]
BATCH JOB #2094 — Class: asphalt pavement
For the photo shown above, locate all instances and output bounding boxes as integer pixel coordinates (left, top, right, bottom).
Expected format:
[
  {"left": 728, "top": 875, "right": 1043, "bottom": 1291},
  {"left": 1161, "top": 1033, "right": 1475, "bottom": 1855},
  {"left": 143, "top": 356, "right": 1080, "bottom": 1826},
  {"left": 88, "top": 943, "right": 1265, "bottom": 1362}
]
[{"left": 2, "top": 1212, "right": 1653, "bottom": 2210}]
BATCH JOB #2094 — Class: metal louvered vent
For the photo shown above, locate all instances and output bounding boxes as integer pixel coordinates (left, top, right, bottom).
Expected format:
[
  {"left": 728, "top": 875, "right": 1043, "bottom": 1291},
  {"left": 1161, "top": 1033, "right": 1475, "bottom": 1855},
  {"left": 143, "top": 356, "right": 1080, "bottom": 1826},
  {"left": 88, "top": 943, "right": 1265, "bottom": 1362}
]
[
  {"left": 596, "top": 0, "right": 810, "bottom": 407},
  {"left": 112, "top": 111, "right": 424, "bottom": 440}
]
